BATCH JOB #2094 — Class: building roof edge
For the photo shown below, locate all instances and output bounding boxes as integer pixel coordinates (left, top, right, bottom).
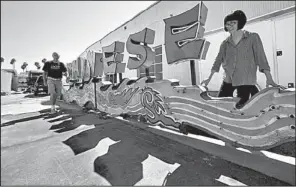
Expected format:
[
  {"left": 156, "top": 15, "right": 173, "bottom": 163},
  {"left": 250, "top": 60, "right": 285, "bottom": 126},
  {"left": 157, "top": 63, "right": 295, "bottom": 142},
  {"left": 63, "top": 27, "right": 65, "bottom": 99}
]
[{"left": 79, "top": 1, "right": 161, "bottom": 57}]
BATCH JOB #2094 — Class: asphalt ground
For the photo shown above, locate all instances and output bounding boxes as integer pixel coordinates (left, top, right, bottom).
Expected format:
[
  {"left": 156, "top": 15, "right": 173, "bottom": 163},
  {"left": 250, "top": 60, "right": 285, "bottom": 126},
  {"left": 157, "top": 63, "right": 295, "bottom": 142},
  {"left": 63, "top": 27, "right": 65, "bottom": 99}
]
[{"left": 1, "top": 94, "right": 294, "bottom": 185}]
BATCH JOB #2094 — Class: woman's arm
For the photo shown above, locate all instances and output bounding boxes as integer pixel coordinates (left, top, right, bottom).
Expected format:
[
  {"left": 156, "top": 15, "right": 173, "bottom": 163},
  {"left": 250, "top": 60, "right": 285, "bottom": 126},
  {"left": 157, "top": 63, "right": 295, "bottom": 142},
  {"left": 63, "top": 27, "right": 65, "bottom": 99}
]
[
  {"left": 252, "top": 33, "right": 279, "bottom": 87},
  {"left": 211, "top": 41, "right": 226, "bottom": 73},
  {"left": 252, "top": 33, "right": 271, "bottom": 73},
  {"left": 252, "top": 33, "right": 285, "bottom": 88},
  {"left": 201, "top": 41, "right": 226, "bottom": 86}
]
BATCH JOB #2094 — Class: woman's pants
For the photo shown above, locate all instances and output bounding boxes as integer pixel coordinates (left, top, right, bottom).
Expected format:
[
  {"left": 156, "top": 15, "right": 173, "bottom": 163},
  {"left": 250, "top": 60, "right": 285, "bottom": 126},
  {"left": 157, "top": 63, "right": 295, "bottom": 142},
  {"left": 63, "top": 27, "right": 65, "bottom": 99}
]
[{"left": 217, "top": 81, "right": 259, "bottom": 108}]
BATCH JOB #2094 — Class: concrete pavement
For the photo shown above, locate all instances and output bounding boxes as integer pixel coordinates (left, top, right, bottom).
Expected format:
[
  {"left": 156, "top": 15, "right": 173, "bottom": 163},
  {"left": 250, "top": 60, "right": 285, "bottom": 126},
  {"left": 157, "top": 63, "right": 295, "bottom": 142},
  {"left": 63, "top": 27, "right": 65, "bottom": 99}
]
[{"left": 1, "top": 94, "right": 294, "bottom": 185}]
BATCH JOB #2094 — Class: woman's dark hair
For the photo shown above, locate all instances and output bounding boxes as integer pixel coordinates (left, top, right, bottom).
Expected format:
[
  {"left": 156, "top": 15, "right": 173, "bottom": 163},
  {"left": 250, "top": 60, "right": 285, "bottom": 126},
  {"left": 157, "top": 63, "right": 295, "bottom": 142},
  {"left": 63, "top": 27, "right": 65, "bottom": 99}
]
[{"left": 224, "top": 10, "right": 247, "bottom": 31}]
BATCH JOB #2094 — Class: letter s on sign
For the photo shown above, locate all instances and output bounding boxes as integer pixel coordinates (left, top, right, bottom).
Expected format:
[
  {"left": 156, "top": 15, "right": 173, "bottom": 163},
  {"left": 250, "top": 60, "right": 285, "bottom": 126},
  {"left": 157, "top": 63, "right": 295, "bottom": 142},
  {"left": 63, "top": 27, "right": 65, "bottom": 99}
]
[{"left": 126, "top": 28, "right": 156, "bottom": 70}]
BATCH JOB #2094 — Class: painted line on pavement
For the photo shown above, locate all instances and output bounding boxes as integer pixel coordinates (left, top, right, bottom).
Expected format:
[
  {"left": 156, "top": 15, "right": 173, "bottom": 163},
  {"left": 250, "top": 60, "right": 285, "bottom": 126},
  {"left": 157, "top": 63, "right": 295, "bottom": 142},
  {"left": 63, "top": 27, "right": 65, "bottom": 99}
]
[
  {"left": 216, "top": 175, "right": 247, "bottom": 186},
  {"left": 260, "top": 150, "right": 295, "bottom": 165},
  {"left": 236, "top": 148, "right": 252, "bottom": 153},
  {"left": 76, "top": 124, "right": 95, "bottom": 130},
  {"left": 46, "top": 114, "right": 70, "bottom": 121}
]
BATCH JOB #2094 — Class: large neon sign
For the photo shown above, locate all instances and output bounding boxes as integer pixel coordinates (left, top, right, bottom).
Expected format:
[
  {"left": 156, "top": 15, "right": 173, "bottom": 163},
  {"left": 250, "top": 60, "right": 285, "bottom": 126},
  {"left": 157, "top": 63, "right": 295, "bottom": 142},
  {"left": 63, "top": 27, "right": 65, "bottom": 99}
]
[
  {"left": 62, "top": 2, "right": 296, "bottom": 152},
  {"left": 70, "top": 2, "right": 210, "bottom": 83}
]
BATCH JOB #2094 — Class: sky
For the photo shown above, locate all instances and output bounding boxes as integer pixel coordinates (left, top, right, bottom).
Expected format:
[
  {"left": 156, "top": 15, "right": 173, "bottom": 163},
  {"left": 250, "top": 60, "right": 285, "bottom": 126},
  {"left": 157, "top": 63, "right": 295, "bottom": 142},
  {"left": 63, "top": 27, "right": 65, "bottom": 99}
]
[{"left": 1, "top": 1, "right": 156, "bottom": 72}]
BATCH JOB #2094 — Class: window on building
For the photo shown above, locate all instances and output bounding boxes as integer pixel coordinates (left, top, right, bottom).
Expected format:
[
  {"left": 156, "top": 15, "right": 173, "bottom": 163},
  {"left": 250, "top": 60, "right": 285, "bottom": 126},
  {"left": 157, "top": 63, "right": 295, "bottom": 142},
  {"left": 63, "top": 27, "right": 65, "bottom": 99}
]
[{"left": 137, "top": 45, "right": 163, "bottom": 81}]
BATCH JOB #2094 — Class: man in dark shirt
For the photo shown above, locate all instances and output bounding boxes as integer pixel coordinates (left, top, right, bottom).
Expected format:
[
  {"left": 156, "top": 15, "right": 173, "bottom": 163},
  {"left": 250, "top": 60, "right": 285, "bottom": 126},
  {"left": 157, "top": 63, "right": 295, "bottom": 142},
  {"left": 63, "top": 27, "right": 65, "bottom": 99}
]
[{"left": 43, "top": 52, "right": 67, "bottom": 113}]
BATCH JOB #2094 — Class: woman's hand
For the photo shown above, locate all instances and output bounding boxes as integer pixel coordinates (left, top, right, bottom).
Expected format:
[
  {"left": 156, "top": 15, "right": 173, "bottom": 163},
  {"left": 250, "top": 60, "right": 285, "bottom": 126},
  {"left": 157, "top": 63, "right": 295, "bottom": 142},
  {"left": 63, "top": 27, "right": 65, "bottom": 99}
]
[
  {"left": 266, "top": 78, "right": 286, "bottom": 89},
  {"left": 264, "top": 70, "right": 286, "bottom": 89},
  {"left": 201, "top": 70, "right": 217, "bottom": 87},
  {"left": 201, "top": 78, "right": 211, "bottom": 87}
]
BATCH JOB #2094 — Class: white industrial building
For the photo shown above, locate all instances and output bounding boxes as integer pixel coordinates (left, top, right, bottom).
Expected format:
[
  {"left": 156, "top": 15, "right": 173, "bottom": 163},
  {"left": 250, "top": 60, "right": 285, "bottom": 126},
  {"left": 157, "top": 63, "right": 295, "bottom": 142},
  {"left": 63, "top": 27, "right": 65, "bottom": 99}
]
[{"left": 80, "top": 1, "right": 295, "bottom": 91}]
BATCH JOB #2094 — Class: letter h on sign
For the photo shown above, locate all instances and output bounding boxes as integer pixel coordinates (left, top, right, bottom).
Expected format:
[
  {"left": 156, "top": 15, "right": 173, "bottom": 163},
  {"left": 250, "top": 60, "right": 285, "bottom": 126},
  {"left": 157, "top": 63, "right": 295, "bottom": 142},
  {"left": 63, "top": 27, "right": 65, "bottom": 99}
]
[
  {"left": 163, "top": 2, "right": 210, "bottom": 65},
  {"left": 102, "top": 41, "right": 126, "bottom": 75}
]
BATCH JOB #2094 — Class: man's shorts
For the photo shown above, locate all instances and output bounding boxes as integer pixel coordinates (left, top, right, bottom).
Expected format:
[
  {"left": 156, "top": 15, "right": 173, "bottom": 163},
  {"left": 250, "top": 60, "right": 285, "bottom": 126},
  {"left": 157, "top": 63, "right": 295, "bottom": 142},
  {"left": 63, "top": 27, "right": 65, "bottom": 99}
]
[{"left": 47, "top": 78, "right": 62, "bottom": 95}]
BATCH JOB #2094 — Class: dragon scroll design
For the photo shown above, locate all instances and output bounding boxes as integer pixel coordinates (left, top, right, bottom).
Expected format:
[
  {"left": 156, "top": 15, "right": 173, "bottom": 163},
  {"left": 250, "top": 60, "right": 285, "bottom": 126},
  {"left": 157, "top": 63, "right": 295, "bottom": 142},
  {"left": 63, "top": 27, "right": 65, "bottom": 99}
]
[{"left": 141, "top": 87, "right": 180, "bottom": 128}]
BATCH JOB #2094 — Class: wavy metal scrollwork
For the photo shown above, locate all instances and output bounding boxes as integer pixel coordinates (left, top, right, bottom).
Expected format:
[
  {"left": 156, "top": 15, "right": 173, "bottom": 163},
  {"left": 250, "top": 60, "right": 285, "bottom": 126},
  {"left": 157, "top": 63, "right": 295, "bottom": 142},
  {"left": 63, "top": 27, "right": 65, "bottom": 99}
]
[{"left": 62, "top": 77, "right": 295, "bottom": 150}]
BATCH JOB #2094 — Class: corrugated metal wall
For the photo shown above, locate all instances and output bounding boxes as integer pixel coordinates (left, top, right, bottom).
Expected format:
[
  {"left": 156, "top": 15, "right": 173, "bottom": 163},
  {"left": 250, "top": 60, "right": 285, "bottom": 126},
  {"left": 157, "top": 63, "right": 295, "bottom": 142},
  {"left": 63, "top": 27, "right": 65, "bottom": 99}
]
[
  {"left": 83, "top": 1, "right": 295, "bottom": 85},
  {"left": 86, "top": 1, "right": 294, "bottom": 53},
  {"left": 204, "top": 1, "right": 295, "bottom": 31}
]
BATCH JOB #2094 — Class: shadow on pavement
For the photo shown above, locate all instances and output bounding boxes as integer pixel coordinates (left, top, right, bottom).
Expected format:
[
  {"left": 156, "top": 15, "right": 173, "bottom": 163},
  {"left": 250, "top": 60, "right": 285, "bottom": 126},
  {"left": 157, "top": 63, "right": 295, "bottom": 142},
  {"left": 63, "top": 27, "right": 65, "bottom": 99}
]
[
  {"left": 1, "top": 109, "right": 52, "bottom": 127},
  {"left": 1, "top": 108, "right": 73, "bottom": 127},
  {"left": 56, "top": 116, "right": 290, "bottom": 186},
  {"left": 47, "top": 110, "right": 100, "bottom": 133},
  {"left": 3, "top": 98, "right": 290, "bottom": 186},
  {"left": 1, "top": 105, "right": 83, "bottom": 129},
  {"left": 1, "top": 113, "right": 49, "bottom": 127},
  {"left": 41, "top": 101, "right": 52, "bottom": 106},
  {"left": 24, "top": 93, "right": 49, "bottom": 98}
]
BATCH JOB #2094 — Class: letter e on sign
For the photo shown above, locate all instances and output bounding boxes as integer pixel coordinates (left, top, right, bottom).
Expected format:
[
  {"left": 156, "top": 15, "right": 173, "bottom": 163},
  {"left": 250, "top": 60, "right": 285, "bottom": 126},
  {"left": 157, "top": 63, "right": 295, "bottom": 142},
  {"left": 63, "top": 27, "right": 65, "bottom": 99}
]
[
  {"left": 163, "top": 2, "right": 210, "bottom": 64},
  {"left": 102, "top": 41, "right": 126, "bottom": 75}
]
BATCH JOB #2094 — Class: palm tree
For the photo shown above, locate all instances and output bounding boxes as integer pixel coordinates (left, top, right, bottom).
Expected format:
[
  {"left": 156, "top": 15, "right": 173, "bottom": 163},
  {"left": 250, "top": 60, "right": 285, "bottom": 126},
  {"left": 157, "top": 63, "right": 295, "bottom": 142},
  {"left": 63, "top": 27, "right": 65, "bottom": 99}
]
[
  {"left": 21, "top": 64, "right": 26, "bottom": 72},
  {"left": 10, "top": 58, "right": 16, "bottom": 70},
  {"left": 21, "top": 62, "right": 28, "bottom": 72},
  {"left": 34, "top": 62, "right": 41, "bottom": 70}
]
